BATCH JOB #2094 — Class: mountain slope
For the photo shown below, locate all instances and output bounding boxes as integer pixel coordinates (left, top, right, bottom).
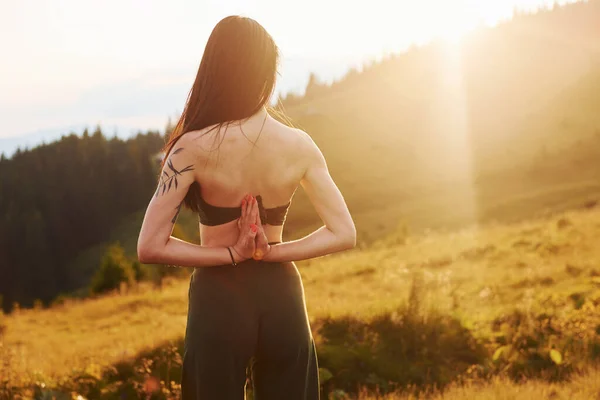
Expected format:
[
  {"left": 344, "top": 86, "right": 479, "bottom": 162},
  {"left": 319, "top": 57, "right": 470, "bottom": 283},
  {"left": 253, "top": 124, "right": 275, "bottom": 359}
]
[
  {"left": 4, "top": 1, "right": 600, "bottom": 308},
  {"left": 279, "top": 0, "right": 600, "bottom": 239}
]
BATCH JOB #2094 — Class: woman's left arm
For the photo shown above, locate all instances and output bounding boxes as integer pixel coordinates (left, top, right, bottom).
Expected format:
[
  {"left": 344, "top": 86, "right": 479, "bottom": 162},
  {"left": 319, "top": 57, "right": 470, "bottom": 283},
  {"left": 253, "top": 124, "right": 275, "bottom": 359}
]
[{"left": 137, "top": 136, "right": 258, "bottom": 267}]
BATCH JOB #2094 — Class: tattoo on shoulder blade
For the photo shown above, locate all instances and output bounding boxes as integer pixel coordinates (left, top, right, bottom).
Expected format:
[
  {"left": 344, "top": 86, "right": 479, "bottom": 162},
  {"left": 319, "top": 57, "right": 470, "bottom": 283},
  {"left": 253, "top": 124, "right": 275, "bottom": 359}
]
[
  {"left": 172, "top": 202, "right": 183, "bottom": 224},
  {"left": 154, "top": 147, "right": 195, "bottom": 198}
]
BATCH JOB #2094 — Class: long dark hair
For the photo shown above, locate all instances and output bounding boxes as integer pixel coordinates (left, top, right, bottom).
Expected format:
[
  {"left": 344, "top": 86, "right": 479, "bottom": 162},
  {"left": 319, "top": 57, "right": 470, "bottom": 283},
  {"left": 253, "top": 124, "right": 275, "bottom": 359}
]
[{"left": 162, "top": 15, "right": 280, "bottom": 211}]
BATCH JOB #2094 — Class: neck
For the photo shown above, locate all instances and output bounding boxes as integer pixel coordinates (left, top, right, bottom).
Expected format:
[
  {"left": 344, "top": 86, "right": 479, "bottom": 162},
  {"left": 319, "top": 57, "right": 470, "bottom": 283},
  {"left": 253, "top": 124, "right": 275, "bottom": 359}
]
[
  {"left": 249, "top": 106, "right": 268, "bottom": 121},
  {"left": 238, "top": 106, "right": 268, "bottom": 127}
]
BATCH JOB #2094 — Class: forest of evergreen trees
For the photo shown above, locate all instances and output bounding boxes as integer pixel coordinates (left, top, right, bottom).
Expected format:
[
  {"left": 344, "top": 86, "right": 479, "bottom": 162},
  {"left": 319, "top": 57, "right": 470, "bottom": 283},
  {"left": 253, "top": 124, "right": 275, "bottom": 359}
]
[{"left": 0, "top": 128, "right": 165, "bottom": 312}]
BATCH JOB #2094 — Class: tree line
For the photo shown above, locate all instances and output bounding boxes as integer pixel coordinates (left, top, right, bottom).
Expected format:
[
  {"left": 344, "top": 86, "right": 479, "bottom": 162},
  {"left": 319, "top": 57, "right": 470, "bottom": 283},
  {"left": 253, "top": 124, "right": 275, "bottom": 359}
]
[{"left": 0, "top": 127, "right": 165, "bottom": 312}]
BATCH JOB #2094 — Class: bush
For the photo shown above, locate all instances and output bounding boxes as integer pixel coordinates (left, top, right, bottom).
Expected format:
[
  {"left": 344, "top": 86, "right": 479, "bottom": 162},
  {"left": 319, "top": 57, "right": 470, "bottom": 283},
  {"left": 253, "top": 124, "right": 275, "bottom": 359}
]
[
  {"left": 313, "top": 272, "right": 486, "bottom": 396},
  {"left": 488, "top": 306, "right": 600, "bottom": 381},
  {"left": 90, "top": 243, "right": 135, "bottom": 294},
  {"left": 315, "top": 309, "right": 485, "bottom": 395},
  {"left": 132, "top": 260, "right": 148, "bottom": 282}
]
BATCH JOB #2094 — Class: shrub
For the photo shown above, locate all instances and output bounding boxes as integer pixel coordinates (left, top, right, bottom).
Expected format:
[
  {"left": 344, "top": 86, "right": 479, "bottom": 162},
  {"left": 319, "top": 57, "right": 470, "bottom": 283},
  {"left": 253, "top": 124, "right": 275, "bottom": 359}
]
[
  {"left": 489, "top": 306, "right": 600, "bottom": 381},
  {"left": 132, "top": 260, "right": 149, "bottom": 282},
  {"left": 315, "top": 309, "right": 485, "bottom": 395},
  {"left": 90, "top": 243, "right": 135, "bottom": 294}
]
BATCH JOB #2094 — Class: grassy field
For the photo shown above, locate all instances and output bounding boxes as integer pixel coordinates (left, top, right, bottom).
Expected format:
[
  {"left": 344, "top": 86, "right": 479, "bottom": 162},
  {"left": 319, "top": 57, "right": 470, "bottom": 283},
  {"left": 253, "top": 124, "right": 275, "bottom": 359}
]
[
  {"left": 364, "top": 369, "right": 600, "bottom": 399},
  {"left": 3, "top": 4, "right": 600, "bottom": 398},
  {"left": 2, "top": 203, "right": 600, "bottom": 399}
]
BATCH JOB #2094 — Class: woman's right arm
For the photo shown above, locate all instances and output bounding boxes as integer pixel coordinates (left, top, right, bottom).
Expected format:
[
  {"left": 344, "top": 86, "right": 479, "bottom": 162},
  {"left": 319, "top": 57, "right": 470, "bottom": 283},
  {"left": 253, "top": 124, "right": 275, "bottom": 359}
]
[
  {"left": 137, "top": 135, "right": 259, "bottom": 267},
  {"left": 262, "top": 132, "right": 356, "bottom": 262}
]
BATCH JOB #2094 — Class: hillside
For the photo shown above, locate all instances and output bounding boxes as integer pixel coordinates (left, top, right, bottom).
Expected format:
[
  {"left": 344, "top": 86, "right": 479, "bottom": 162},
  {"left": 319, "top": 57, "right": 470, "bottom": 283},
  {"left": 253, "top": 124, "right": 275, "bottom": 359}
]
[
  {"left": 3, "top": 2, "right": 600, "bottom": 398},
  {"left": 280, "top": 0, "right": 600, "bottom": 239},
  {"left": 3, "top": 203, "right": 600, "bottom": 398},
  {"left": 2, "top": 0, "right": 600, "bottom": 311}
]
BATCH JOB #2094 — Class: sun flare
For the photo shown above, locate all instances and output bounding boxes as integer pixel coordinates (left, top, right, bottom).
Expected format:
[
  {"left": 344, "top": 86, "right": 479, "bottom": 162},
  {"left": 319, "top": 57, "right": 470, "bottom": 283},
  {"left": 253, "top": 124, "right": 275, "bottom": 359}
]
[{"left": 428, "top": 7, "right": 480, "bottom": 45}]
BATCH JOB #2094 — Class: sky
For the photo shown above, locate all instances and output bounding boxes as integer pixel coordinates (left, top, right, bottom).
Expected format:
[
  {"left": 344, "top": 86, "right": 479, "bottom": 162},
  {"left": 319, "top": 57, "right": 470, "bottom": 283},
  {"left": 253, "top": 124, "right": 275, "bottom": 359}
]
[{"left": 0, "top": 0, "right": 578, "bottom": 155}]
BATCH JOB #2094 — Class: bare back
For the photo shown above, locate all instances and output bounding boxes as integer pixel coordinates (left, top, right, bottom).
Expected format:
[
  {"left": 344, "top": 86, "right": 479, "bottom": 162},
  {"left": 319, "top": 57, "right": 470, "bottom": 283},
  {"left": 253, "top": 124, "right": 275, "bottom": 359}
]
[
  {"left": 185, "top": 109, "right": 313, "bottom": 246},
  {"left": 138, "top": 17, "right": 354, "bottom": 269}
]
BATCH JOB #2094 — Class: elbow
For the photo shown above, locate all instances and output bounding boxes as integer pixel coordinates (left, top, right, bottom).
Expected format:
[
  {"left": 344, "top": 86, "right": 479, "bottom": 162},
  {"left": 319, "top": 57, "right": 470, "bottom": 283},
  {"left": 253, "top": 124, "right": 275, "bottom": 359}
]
[
  {"left": 340, "top": 225, "right": 357, "bottom": 250},
  {"left": 137, "top": 239, "right": 161, "bottom": 264}
]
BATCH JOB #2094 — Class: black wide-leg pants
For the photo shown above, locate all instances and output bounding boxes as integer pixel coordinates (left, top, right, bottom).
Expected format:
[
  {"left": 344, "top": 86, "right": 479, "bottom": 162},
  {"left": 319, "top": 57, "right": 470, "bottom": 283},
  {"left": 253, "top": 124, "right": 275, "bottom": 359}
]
[{"left": 181, "top": 258, "right": 320, "bottom": 400}]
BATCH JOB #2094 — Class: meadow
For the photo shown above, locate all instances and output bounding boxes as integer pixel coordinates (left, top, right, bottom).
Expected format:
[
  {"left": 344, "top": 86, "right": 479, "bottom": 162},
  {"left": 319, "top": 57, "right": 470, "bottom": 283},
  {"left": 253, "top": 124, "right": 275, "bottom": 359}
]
[
  {"left": 2, "top": 202, "right": 600, "bottom": 399},
  {"left": 2, "top": 2, "right": 600, "bottom": 398}
]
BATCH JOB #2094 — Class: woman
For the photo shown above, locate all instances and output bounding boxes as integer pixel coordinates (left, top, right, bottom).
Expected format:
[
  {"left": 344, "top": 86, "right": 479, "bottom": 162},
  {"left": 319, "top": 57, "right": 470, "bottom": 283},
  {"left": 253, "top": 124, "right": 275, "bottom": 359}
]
[{"left": 137, "top": 15, "right": 356, "bottom": 400}]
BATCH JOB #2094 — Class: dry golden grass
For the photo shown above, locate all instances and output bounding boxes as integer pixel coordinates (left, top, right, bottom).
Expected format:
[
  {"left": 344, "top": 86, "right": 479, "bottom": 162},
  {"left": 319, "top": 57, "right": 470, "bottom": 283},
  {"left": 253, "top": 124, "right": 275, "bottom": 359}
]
[
  {"left": 359, "top": 368, "right": 600, "bottom": 399},
  {"left": 3, "top": 6, "right": 600, "bottom": 398},
  {"left": 2, "top": 206, "right": 600, "bottom": 396},
  {"left": 1, "top": 280, "right": 189, "bottom": 385},
  {"left": 302, "top": 205, "right": 600, "bottom": 330}
]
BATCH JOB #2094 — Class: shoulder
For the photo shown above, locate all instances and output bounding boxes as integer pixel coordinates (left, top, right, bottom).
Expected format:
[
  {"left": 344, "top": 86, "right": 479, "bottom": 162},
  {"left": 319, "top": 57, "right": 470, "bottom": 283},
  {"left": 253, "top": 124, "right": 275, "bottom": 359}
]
[
  {"left": 166, "top": 126, "right": 224, "bottom": 161},
  {"left": 267, "top": 118, "right": 326, "bottom": 174},
  {"left": 165, "top": 133, "right": 195, "bottom": 158},
  {"left": 269, "top": 117, "right": 322, "bottom": 157},
  {"left": 291, "top": 128, "right": 326, "bottom": 166},
  {"left": 162, "top": 133, "right": 204, "bottom": 174}
]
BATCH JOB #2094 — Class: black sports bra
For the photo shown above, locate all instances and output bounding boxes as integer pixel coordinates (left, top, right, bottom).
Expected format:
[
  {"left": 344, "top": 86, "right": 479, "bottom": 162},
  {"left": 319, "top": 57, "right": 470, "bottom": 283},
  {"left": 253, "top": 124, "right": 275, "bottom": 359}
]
[{"left": 196, "top": 186, "right": 291, "bottom": 227}]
